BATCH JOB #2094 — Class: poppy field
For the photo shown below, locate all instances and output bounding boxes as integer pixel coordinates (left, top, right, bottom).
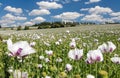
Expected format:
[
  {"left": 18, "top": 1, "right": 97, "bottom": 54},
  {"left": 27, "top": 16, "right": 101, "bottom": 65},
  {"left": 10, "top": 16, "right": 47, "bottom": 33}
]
[{"left": 0, "top": 24, "right": 120, "bottom": 78}]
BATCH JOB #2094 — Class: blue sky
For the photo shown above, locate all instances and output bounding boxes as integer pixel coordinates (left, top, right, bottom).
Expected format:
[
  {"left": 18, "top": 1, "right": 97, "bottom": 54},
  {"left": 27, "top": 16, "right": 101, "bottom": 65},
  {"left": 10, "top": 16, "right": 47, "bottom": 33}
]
[{"left": 0, "top": 0, "right": 120, "bottom": 27}]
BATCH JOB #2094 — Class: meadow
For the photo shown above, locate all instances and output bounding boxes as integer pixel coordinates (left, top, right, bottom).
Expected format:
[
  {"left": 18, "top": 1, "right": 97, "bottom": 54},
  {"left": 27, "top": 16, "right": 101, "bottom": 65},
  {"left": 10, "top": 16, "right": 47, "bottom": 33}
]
[{"left": 0, "top": 24, "right": 120, "bottom": 78}]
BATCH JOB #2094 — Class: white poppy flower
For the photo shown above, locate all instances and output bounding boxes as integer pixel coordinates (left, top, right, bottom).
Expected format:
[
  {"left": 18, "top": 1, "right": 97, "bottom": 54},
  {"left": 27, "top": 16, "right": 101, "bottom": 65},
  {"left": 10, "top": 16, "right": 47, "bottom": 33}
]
[
  {"left": 30, "top": 42, "right": 36, "bottom": 47},
  {"left": 87, "top": 74, "right": 95, "bottom": 78},
  {"left": 98, "top": 43, "right": 108, "bottom": 53},
  {"left": 65, "top": 64, "right": 72, "bottom": 71},
  {"left": 86, "top": 49, "right": 103, "bottom": 64},
  {"left": 38, "top": 64, "right": 43, "bottom": 68},
  {"left": 56, "top": 58, "right": 62, "bottom": 62},
  {"left": 13, "top": 70, "right": 28, "bottom": 78},
  {"left": 45, "top": 50, "right": 53, "bottom": 55},
  {"left": 98, "top": 41, "right": 116, "bottom": 53},
  {"left": 39, "top": 55, "right": 45, "bottom": 60},
  {"left": 7, "top": 39, "right": 35, "bottom": 57},
  {"left": 107, "top": 41, "right": 116, "bottom": 52},
  {"left": 45, "top": 58, "right": 50, "bottom": 62},
  {"left": 45, "top": 76, "right": 51, "bottom": 78},
  {"left": 111, "top": 57, "right": 120, "bottom": 64},
  {"left": 55, "top": 41, "right": 60, "bottom": 45},
  {"left": 66, "top": 30, "right": 70, "bottom": 33},
  {"left": 68, "top": 48, "right": 83, "bottom": 60},
  {"left": 58, "top": 39, "right": 62, "bottom": 43},
  {"left": 69, "top": 39, "right": 76, "bottom": 49}
]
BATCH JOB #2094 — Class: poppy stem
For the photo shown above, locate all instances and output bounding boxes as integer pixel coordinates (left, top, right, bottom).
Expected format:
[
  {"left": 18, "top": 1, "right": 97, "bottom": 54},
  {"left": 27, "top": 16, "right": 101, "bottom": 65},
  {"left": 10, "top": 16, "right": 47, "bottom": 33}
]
[{"left": 95, "top": 63, "right": 97, "bottom": 78}]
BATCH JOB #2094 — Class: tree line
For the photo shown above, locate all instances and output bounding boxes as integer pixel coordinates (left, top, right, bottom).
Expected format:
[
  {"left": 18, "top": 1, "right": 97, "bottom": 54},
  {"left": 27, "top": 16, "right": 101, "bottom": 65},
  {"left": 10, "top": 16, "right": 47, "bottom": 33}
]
[{"left": 0, "top": 21, "right": 120, "bottom": 30}]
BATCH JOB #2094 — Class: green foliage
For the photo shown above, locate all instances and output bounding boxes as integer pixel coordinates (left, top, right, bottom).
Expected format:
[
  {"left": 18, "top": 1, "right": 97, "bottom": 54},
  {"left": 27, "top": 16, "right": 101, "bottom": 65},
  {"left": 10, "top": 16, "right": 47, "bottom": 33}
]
[
  {"left": 0, "top": 25, "right": 2, "bottom": 28},
  {"left": 11, "top": 27, "right": 14, "bottom": 30},
  {"left": 38, "top": 25, "right": 51, "bottom": 29},
  {"left": 17, "top": 26, "right": 22, "bottom": 31},
  {"left": 24, "top": 26, "right": 29, "bottom": 30}
]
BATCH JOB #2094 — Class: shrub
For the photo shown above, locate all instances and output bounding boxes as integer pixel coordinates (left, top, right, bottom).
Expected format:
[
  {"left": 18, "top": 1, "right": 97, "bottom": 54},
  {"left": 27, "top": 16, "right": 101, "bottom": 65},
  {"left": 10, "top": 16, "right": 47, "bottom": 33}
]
[
  {"left": 38, "top": 25, "right": 51, "bottom": 29},
  {"left": 11, "top": 27, "right": 14, "bottom": 30},
  {"left": 24, "top": 26, "right": 29, "bottom": 30},
  {"left": 51, "top": 24, "right": 60, "bottom": 28},
  {"left": 0, "top": 25, "right": 1, "bottom": 28},
  {"left": 17, "top": 26, "right": 22, "bottom": 31}
]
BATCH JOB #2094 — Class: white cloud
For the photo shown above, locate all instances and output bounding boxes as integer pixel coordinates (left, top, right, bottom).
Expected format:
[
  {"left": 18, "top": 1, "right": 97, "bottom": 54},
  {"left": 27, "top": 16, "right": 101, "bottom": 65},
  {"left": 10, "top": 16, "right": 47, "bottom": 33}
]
[
  {"left": 80, "top": 6, "right": 115, "bottom": 23},
  {"left": 53, "top": 12, "right": 83, "bottom": 20},
  {"left": 89, "top": 6, "right": 112, "bottom": 14},
  {"left": 25, "top": 9, "right": 29, "bottom": 13},
  {"left": 29, "top": 9, "right": 50, "bottom": 16},
  {"left": 2, "top": 13, "right": 27, "bottom": 21},
  {"left": 111, "top": 16, "right": 120, "bottom": 22},
  {"left": 73, "top": 0, "right": 80, "bottom": 2},
  {"left": 23, "top": 21, "right": 34, "bottom": 26},
  {"left": 16, "top": 16, "right": 27, "bottom": 21},
  {"left": 31, "top": 17, "right": 46, "bottom": 23},
  {"left": 36, "top": 1, "right": 63, "bottom": 9},
  {"left": 81, "top": 14, "right": 105, "bottom": 22},
  {"left": 85, "top": 0, "right": 101, "bottom": 4},
  {"left": 4, "top": 6, "right": 23, "bottom": 14},
  {"left": 0, "top": 3, "right": 2, "bottom": 7},
  {"left": 80, "top": 8, "right": 89, "bottom": 11},
  {"left": 0, "top": 19, "right": 15, "bottom": 24},
  {"left": 110, "top": 12, "right": 120, "bottom": 16},
  {"left": 109, "top": 12, "right": 120, "bottom": 22},
  {"left": 2, "top": 13, "right": 15, "bottom": 20},
  {"left": 81, "top": 14, "right": 114, "bottom": 23},
  {"left": 0, "top": 13, "right": 27, "bottom": 27}
]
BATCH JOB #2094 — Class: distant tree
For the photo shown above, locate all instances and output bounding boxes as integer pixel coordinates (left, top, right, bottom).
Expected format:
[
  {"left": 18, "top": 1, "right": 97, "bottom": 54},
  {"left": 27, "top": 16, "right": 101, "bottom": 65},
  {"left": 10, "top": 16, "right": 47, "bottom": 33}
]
[
  {"left": 0, "top": 25, "right": 1, "bottom": 28},
  {"left": 37, "top": 22, "right": 51, "bottom": 29},
  {"left": 51, "top": 22, "right": 64, "bottom": 28},
  {"left": 38, "top": 25, "right": 51, "bottom": 29},
  {"left": 0, "top": 35, "right": 2, "bottom": 41},
  {"left": 17, "top": 26, "right": 22, "bottom": 31},
  {"left": 40, "top": 22, "right": 51, "bottom": 26},
  {"left": 24, "top": 26, "right": 29, "bottom": 30},
  {"left": 51, "top": 23, "right": 60, "bottom": 28},
  {"left": 11, "top": 27, "right": 14, "bottom": 30}
]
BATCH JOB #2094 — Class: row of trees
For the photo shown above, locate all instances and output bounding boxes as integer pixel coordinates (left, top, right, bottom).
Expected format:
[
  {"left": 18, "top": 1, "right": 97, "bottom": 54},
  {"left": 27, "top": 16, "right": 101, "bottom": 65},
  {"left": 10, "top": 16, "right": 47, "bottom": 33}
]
[
  {"left": 15, "top": 22, "right": 78, "bottom": 30},
  {"left": 34, "top": 22, "right": 79, "bottom": 29},
  {"left": 0, "top": 21, "right": 120, "bottom": 30}
]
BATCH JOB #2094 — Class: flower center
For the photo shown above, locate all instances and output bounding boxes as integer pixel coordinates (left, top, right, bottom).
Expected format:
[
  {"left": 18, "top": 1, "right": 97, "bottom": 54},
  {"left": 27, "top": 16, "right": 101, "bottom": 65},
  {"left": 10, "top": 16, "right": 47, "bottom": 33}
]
[{"left": 15, "top": 48, "right": 23, "bottom": 56}]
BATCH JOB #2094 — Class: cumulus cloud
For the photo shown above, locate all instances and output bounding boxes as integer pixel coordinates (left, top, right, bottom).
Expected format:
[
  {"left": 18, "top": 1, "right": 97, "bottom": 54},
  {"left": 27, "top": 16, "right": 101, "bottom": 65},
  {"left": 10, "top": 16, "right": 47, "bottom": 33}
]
[
  {"left": 23, "top": 21, "right": 34, "bottom": 26},
  {"left": 108, "top": 12, "right": 120, "bottom": 22},
  {"left": 111, "top": 16, "right": 120, "bottom": 21},
  {"left": 4, "top": 6, "right": 23, "bottom": 14},
  {"left": 29, "top": 9, "right": 50, "bottom": 16},
  {"left": 85, "top": 0, "right": 101, "bottom": 4},
  {"left": 80, "top": 6, "right": 115, "bottom": 23},
  {"left": 81, "top": 14, "right": 114, "bottom": 23},
  {"left": 80, "top": 8, "right": 89, "bottom": 11},
  {"left": 0, "top": 19, "right": 15, "bottom": 24},
  {"left": 2, "top": 13, "right": 27, "bottom": 21},
  {"left": 0, "top": 13, "right": 27, "bottom": 27},
  {"left": 89, "top": 6, "right": 112, "bottom": 14},
  {"left": 53, "top": 12, "right": 83, "bottom": 20},
  {"left": 31, "top": 17, "right": 46, "bottom": 23},
  {"left": 110, "top": 12, "right": 120, "bottom": 16},
  {"left": 36, "top": 1, "right": 63, "bottom": 9},
  {"left": 81, "top": 14, "right": 106, "bottom": 22},
  {"left": 23, "top": 17, "right": 46, "bottom": 26}
]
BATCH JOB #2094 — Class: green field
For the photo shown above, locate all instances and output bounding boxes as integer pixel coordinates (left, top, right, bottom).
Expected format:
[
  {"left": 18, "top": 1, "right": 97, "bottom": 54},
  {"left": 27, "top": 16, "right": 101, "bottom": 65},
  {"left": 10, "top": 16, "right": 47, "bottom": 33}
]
[{"left": 0, "top": 24, "right": 120, "bottom": 78}]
